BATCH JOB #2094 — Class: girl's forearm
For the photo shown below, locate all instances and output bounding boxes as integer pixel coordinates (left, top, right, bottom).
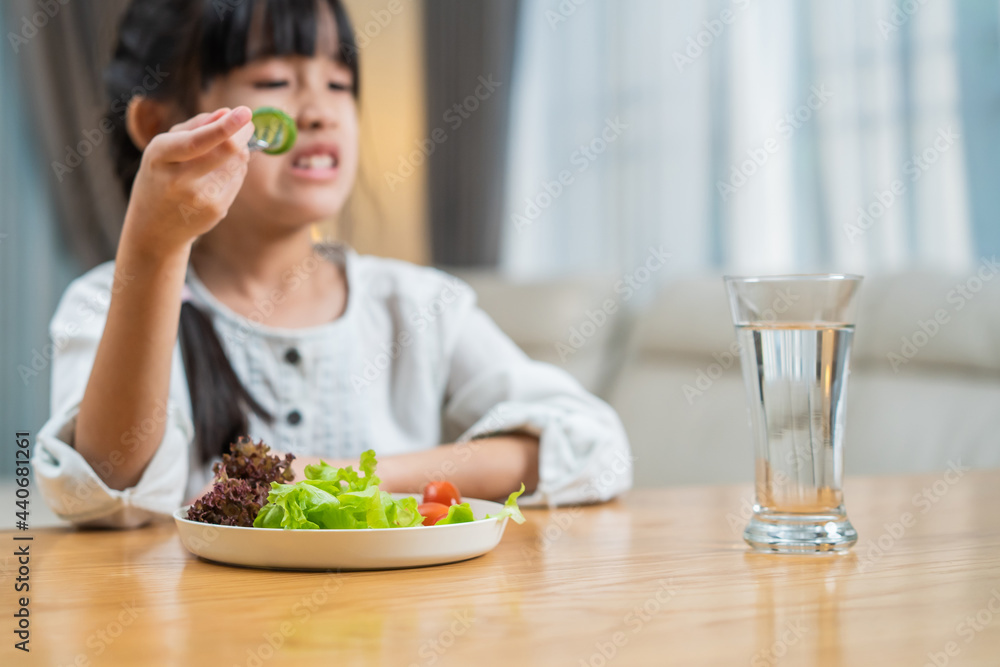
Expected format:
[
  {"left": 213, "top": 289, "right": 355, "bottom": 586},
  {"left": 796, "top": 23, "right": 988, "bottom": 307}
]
[
  {"left": 75, "top": 238, "right": 192, "bottom": 491},
  {"left": 377, "top": 435, "right": 539, "bottom": 500}
]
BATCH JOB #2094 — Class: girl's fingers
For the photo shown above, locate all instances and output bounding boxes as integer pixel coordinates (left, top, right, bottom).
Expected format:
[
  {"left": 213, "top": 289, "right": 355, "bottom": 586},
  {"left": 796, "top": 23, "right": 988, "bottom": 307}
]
[
  {"left": 158, "top": 106, "right": 253, "bottom": 163},
  {"left": 232, "top": 117, "right": 256, "bottom": 147},
  {"left": 184, "top": 136, "right": 251, "bottom": 180},
  {"left": 184, "top": 121, "right": 255, "bottom": 176},
  {"left": 168, "top": 108, "right": 229, "bottom": 134}
]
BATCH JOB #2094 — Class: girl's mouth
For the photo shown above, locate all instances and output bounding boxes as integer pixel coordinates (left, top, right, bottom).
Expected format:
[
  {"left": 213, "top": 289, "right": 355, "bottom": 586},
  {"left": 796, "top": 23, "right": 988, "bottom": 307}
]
[
  {"left": 289, "top": 143, "right": 340, "bottom": 180},
  {"left": 293, "top": 154, "right": 338, "bottom": 169}
]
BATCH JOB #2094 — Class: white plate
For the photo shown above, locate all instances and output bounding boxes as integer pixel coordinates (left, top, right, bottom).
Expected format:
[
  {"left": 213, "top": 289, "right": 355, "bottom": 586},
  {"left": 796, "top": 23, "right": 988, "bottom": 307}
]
[{"left": 172, "top": 495, "right": 510, "bottom": 571}]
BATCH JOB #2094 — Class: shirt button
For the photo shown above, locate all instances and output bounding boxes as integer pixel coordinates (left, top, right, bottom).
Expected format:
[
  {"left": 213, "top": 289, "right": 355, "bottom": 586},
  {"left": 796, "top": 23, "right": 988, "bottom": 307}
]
[
  {"left": 286, "top": 410, "right": 302, "bottom": 426},
  {"left": 284, "top": 347, "right": 301, "bottom": 364}
]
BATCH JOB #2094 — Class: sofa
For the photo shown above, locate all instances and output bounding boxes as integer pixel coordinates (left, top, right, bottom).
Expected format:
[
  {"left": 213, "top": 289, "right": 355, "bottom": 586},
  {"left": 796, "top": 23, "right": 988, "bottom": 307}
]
[{"left": 456, "top": 267, "right": 1000, "bottom": 488}]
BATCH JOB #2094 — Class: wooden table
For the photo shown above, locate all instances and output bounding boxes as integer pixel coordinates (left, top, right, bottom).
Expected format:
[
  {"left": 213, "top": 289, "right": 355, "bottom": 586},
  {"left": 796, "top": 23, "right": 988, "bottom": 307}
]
[{"left": 5, "top": 469, "right": 1000, "bottom": 666}]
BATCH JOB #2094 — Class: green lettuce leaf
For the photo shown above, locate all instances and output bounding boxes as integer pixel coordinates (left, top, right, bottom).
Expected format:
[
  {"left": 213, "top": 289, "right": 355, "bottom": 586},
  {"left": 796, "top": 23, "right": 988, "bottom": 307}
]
[
  {"left": 253, "top": 501, "right": 285, "bottom": 529},
  {"left": 438, "top": 484, "right": 527, "bottom": 525},
  {"left": 358, "top": 450, "right": 380, "bottom": 487},
  {"left": 486, "top": 483, "right": 526, "bottom": 524},
  {"left": 253, "top": 482, "right": 361, "bottom": 529},
  {"left": 254, "top": 450, "right": 420, "bottom": 529},
  {"left": 387, "top": 495, "right": 424, "bottom": 528},
  {"left": 252, "top": 450, "right": 527, "bottom": 530},
  {"left": 436, "top": 502, "right": 475, "bottom": 525}
]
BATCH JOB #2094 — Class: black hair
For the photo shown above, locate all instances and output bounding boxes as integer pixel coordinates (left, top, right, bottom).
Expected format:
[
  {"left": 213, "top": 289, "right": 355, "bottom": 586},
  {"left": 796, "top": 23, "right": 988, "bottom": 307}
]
[
  {"left": 105, "top": 0, "right": 360, "bottom": 463},
  {"left": 106, "top": 0, "right": 359, "bottom": 198}
]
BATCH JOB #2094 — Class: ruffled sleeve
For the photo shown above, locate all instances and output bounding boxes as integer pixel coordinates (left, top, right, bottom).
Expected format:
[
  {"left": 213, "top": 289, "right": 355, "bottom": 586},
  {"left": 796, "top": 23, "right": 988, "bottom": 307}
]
[
  {"left": 31, "top": 262, "right": 196, "bottom": 528},
  {"left": 441, "top": 287, "right": 633, "bottom": 507}
]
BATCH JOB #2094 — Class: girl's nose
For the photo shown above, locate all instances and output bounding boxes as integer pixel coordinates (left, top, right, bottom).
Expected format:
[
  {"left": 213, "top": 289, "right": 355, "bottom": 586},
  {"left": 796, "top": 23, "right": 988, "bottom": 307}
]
[{"left": 297, "top": 103, "right": 336, "bottom": 131}]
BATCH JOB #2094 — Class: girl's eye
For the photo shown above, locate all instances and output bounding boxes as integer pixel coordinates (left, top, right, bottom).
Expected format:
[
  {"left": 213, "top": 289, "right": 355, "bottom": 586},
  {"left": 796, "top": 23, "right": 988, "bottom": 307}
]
[
  {"left": 329, "top": 82, "right": 351, "bottom": 92},
  {"left": 253, "top": 80, "right": 289, "bottom": 89}
]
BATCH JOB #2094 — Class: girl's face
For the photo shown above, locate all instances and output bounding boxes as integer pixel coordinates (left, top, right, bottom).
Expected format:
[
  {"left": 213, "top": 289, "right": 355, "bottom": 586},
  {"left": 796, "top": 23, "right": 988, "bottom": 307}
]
[{"left": 198, "top": 44, "right": 359, "bottom": 232}]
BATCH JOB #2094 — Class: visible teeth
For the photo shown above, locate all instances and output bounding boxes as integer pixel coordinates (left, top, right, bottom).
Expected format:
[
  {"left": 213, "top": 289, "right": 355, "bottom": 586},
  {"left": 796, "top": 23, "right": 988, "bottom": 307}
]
[{"left": 294, "top": 154, "right": 335, "bottom": 169}]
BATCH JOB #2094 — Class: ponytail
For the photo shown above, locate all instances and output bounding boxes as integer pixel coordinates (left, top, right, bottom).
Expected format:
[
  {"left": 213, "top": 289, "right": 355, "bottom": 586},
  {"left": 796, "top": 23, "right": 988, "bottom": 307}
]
[{"left": 179, "top": 302, "right": 272, "bottom": 463}]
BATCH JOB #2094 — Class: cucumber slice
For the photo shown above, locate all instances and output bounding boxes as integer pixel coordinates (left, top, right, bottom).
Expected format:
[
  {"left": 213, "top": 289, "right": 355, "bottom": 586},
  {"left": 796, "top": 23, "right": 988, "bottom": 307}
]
[{"left": 250, "top": 107, "right": 297, "bottom": 155}]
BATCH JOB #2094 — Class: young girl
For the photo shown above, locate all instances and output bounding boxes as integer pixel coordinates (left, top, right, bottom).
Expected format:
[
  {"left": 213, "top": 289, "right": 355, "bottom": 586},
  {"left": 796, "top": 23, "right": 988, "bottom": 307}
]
[{"left": 32, "top": 0, "right": 632, "bottom": 528}]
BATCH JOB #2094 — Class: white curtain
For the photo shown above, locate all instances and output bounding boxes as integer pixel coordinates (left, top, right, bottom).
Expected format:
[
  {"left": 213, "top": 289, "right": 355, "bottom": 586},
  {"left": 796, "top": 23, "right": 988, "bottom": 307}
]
[{"left": 500, "top": 0, "right": 973, "bottom": 280}]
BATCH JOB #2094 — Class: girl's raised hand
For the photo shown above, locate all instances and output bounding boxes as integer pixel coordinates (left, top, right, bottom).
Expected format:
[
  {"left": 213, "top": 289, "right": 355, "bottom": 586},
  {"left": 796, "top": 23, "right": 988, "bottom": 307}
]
[{"left": 122, "top": 106, "right": 256, "bottom": 258}]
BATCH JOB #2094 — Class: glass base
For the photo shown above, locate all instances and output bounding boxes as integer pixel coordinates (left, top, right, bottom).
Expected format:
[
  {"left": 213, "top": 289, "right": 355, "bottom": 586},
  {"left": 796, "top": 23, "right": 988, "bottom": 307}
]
[{"left": 744, "top": 512, "right": 857, "bottom": 554}]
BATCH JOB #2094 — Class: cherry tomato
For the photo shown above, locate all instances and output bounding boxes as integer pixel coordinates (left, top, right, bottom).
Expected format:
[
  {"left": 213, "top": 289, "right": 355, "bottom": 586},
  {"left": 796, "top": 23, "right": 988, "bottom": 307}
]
[
  {"left": 417, "top": 502, "right": 449, "bottom": 526},
  {"left": 423, "top": 481, "right": 461, "bottom": 506}
]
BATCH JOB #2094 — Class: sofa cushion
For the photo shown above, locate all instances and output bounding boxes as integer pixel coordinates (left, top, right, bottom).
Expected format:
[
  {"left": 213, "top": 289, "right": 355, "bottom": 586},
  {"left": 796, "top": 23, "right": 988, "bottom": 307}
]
[
  {"left": 448, "top": 269, "right": 622, "bottom": 391},
  {"left": 630, "top": 269, "right": 1000, "bottom": 374}
]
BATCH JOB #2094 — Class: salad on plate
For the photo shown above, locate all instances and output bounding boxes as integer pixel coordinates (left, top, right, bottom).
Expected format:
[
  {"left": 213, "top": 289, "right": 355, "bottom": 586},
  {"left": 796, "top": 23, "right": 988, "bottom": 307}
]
[{"left": 186, "top": 438, "right": 525, "bottom": 530}]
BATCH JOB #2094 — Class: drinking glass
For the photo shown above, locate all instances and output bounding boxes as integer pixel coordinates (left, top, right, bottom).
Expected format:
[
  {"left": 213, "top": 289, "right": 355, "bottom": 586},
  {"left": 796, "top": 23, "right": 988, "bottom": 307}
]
[{"left": 724, "top": 274, "right": 862, "bottom": 553}]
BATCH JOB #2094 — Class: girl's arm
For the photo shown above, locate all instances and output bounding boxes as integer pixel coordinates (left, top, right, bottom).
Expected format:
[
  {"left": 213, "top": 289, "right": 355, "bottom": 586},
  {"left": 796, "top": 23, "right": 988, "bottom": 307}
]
[
  {"left": 377, "top": 434, "right": 539, "bottom": 499},
  {"left": 75, "top": 107, "right": 254, "bottom": 491},
  {"left": 75, "top": 243, "right": 189, "bottom": 491}
]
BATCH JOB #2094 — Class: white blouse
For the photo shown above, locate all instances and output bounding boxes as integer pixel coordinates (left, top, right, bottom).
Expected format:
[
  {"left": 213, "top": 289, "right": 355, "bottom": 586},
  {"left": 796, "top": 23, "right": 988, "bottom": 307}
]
[{"left": 32, "top": 244, "right": 633, "bottom": 528}]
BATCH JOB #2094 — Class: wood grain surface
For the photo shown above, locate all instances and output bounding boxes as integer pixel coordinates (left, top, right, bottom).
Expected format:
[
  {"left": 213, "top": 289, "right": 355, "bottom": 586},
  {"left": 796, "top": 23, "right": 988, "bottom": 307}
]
[{"left": 4, "top": 468, "right": 999, "bottom": 666}]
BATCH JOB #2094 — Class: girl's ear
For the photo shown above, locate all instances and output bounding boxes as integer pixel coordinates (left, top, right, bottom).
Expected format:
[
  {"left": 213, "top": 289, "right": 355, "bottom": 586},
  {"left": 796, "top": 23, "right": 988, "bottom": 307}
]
[{"left": 125, "top": 96, "right": 174, "bottom": 150}]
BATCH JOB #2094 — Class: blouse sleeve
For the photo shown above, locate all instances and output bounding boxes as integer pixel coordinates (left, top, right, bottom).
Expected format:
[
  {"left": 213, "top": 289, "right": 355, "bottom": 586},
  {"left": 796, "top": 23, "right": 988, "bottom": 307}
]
[
  {"left": 30, "top": 263, "right": 196, "bottom": 528},
  {"left": 440, "top": 291, "right": 633, "bottom": 508}
]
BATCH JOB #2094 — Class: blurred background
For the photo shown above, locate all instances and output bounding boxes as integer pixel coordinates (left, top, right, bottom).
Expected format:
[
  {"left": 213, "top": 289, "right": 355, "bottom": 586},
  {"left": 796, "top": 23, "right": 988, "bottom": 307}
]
[{"left": 2, "top": 0, "right": 998, "bottom": 496}]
